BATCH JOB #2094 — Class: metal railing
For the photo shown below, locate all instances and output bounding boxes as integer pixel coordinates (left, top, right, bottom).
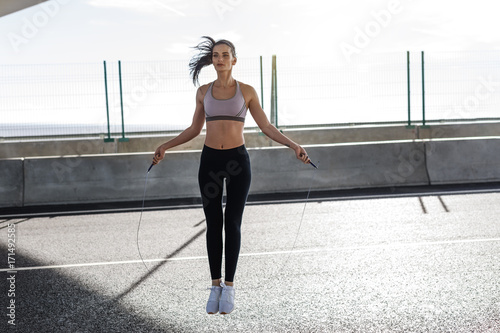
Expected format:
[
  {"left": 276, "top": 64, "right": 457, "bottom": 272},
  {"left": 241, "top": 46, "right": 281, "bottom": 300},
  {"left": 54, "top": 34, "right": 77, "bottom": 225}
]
[{"left": 1, "top": 50, "right": 499, "bottom": 141}]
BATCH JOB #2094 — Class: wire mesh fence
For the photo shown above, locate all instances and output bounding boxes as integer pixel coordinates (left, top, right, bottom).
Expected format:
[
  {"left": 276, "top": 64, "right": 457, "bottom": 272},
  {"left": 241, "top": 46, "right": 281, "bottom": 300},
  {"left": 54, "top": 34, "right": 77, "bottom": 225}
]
[
  {"left": 1, "top": 50, "right": 499, "bottom": 141},
  {"left": 424, "top": 50, "right": 500, "bottom": 123},
  {"left": 0, "top": 57, "right": 270, "bottom": 140},
  {"left": 1, "top": 62, "right": 106, "bottom": 138},
  {"left": 276, "top": 52, "right": 410, "bottom": 126}
]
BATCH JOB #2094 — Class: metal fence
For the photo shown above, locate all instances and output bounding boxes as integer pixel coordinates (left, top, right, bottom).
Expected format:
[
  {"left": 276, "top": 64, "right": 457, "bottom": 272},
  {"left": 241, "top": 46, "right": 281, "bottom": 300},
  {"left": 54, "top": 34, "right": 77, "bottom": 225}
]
[{"left": 1, "top": 50, "right": 499, "bottom": 140}]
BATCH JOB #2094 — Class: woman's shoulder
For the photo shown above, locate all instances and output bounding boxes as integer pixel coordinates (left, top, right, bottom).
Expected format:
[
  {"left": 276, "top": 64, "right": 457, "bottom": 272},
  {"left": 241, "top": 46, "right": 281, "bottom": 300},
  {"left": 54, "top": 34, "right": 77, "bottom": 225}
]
[
  {"left": 197, "top": 83, "right": 211, "bottom": 98},
  {"left": 237, "top": 81, "right": 256, "bottom": 94}
]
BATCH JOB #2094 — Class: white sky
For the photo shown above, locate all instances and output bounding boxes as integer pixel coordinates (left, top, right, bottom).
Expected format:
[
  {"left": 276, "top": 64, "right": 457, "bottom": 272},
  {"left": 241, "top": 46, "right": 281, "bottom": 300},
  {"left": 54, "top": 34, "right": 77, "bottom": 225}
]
[{"left": 1, "top": 0, "right": 499, "bottom": 65}]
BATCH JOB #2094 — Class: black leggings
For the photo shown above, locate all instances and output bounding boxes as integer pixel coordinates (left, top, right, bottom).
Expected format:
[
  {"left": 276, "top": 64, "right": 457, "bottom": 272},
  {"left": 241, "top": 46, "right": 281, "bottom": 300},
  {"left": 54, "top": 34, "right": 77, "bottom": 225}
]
[{"left": 198, "top": 145, "right": 251, "bottom": 282}]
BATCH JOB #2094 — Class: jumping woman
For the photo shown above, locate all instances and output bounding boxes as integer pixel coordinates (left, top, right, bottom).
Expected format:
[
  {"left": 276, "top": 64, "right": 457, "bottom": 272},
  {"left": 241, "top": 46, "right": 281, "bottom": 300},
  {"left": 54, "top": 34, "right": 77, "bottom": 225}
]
[{"left": 152, "top": 36, "right": 311, "bottom": 315}]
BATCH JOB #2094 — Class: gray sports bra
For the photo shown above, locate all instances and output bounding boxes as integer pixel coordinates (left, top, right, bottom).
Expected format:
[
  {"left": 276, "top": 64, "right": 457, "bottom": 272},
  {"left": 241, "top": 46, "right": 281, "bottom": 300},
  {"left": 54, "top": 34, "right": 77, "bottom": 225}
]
[{"left": 204, "top": 81, "right": 247, "bottom": 123}]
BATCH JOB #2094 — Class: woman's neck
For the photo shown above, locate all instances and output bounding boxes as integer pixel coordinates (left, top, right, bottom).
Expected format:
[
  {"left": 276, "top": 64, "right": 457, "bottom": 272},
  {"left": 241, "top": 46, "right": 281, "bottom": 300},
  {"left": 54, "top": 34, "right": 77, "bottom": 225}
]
[{"left": 215, "top": 72, "right": 235, "bottom": 88}]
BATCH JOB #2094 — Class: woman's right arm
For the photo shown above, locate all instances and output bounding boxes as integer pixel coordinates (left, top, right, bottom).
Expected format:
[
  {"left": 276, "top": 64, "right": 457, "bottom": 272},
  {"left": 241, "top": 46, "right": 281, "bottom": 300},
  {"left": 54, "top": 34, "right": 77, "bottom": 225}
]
[{"left": 152, "top": 86, "right": 206, "bottom": 165}]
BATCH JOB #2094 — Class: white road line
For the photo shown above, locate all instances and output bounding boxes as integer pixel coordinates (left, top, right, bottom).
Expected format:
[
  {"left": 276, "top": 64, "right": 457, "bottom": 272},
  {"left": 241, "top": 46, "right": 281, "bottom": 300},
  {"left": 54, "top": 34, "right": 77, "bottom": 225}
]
[
  {"left": 2, "top": 237, "right": 500, "bottom": 272},
  {"left": 0, "top": 255, "right": 207, "bottom": 272}
]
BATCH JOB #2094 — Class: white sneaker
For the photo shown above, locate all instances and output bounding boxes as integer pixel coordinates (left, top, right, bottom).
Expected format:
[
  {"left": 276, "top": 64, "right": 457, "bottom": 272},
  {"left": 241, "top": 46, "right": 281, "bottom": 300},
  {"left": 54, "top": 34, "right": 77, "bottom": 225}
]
[
  {"left": 219, "top": 282, "right": 235, "bottom": 315},
  {"left": 206, "top": 285, "right": 222, "bottom": 314}
]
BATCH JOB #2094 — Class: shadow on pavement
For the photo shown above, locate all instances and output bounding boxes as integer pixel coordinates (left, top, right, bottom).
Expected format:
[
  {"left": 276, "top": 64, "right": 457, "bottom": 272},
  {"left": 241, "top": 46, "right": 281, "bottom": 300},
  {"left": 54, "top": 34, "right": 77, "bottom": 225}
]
[
  {"left": 114, "top": 227, "right": 206, "bottom": 301},
  {"left": 0, "top": 244, "right": 184, "bottom": 332}
]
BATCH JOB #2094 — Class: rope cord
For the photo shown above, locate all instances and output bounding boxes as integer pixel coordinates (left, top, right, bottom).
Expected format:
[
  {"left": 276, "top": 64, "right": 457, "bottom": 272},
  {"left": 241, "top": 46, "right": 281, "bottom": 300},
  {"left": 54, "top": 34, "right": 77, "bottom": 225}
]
[
  {"left": 136, "top": 160, "right": 319, "bottom": 285},
  {"left": 136, "top": 167, "right": 151, "bottom": 273},
  {"left": 279, "top": 161, "right": 319, "bottom": 273}
]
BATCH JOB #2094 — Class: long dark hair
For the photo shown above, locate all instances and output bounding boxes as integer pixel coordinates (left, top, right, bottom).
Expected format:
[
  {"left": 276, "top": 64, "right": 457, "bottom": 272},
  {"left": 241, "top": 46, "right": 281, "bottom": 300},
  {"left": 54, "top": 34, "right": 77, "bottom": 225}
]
[{"left": 189, "top": 36, "right": 237, "bottom": 86}]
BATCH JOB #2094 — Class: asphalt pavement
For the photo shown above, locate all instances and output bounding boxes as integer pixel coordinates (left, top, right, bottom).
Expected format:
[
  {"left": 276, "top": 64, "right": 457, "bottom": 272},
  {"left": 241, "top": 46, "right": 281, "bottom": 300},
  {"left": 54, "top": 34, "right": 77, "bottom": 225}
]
[{"left": 1, "top": 188, "right": 499, "bottom": 332}]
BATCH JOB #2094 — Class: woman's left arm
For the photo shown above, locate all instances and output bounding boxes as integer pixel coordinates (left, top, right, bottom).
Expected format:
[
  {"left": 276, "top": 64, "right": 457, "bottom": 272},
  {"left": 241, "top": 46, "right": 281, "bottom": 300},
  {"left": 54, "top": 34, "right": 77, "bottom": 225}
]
[{"left": 244, "top": 84, "right": 311, "bottom": 164}]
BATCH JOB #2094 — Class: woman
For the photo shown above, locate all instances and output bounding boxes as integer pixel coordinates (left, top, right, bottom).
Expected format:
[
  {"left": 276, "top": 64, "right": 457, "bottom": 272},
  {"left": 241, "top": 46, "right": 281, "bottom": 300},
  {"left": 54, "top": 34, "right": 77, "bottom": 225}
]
[{"left": 152, "top": 36, "right": 311, "bottom": 315}]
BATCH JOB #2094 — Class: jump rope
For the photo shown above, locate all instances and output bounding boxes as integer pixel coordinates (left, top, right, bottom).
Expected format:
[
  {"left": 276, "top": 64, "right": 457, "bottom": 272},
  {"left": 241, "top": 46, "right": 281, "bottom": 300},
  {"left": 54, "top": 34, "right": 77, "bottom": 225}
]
[{"left": 136, "top": 156, "right": 319, "bottom": 286}]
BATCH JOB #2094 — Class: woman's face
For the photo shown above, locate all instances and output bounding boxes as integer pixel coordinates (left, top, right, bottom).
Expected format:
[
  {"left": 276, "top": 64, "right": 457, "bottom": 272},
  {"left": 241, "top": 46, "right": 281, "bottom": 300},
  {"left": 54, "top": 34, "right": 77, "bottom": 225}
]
[{"left": 212, "top": 44, "right": 236, "bottom": 71}]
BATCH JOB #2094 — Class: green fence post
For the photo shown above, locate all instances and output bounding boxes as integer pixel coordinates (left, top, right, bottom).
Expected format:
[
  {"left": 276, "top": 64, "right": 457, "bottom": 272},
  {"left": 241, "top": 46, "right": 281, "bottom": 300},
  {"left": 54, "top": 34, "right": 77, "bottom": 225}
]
[
  {"left": 421, "top": 51, "right": 429, "bottom": 128},
  {"left": 406, "top": 51, "right": 414, "bottom": 129},
  {"left": 270, "top": 55, "right": 278, "bottom": 126},
  {"left": 118, "top": 60, "right": 129, "bottom": 142},
  {"left": 103, "top": 61, "right": 114, "bottom": 142},
  {"left": 270, "top": 55, "right": 276, "bottom": 126},
  {"left": 274, "top": 55, "right": 278, "bottom": 127}
]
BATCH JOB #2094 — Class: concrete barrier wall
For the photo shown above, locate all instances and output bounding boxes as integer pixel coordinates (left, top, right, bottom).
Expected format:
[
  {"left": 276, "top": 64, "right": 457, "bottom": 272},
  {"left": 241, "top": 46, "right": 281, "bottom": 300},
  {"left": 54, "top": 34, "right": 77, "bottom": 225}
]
[
  {"left": 1, "top": 138, "right": 499, "bottom": 208},
  {"left": 0, "top": 159, "right": 24, "bottom": 207},
  {"left": 22, "top": 152, "right": 203, "bottom": 206},
  {"left": 3, "top": 141, "right": 430, "bottom": 207},
  {"left": 247, "top": 141, "right": 429, "bottom": 195},
  {"left": 426, "top": 138, "right": 500, "bottom": 185}
]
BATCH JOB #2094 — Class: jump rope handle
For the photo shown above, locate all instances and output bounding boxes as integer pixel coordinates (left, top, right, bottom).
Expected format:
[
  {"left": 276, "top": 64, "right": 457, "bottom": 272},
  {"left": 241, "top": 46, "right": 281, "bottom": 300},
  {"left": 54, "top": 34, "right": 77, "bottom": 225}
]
[
  {"left": 147, "top": 163, "right": 154, "bottom": 173},
  {"left": 301, "top": 152, "right": 318, "bottom": 169}
]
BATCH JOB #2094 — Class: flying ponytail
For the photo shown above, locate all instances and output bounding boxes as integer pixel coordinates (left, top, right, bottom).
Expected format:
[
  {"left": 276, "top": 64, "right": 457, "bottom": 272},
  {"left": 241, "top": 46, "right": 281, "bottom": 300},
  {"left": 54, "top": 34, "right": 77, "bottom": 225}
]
[{"left": 189, "top": 36, "right": 237, "bottom": 86}]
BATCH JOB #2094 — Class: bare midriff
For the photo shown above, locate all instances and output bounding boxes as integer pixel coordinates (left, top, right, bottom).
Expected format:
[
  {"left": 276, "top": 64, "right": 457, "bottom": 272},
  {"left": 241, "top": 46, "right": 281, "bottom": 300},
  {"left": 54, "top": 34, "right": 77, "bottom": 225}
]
[{"left": 204, "top": 120, "right": 245, "bottom": 150}]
